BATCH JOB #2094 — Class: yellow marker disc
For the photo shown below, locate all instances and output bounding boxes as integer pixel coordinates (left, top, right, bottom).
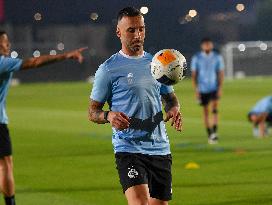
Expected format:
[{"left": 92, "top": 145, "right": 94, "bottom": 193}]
[{"left": 185, "top": 162, "right": 200, "bottom": 170}]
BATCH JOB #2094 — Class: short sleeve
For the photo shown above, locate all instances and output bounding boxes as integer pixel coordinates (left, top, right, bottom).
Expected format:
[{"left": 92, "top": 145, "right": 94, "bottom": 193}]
[
  {"left": 191, "top": 55, "right": 198, "bottom": 71},
  {"left": 90, "top": 64, "right": 112, "bottom": 103},
  {"left": 257, "top": 104, "right": 269, "bottom": 113},
  {"left": 0, "top": 56, "right": 22, "bottom": 74},
  {"left": 217, "top": 55, "right": 224, "bottom": 71},
  {"left": 160, "top": 84, "right": 174, "bottom": 95}
]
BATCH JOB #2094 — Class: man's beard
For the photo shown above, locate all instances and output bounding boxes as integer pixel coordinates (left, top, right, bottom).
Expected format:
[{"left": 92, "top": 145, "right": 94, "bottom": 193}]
[{"left": 127, "top": 40, "right": 144, "bottom": 53}]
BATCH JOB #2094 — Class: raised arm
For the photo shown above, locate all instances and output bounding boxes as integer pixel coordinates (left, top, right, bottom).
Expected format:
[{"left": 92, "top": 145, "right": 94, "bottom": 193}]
[
  {"left": 161, "top": 92, "right": 182, "bottom": 131},
  {"left": 21, "top": 47, "right": 87, "bottom": 70}
]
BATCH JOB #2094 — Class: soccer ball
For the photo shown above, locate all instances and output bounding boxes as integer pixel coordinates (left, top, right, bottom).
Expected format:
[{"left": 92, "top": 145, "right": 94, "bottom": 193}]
[{"left": 151, "top": 49, "right": 187, "bottom": 85}]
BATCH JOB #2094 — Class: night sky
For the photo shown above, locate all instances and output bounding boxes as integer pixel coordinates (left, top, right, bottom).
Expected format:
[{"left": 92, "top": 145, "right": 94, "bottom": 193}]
[{"left": 3, "top": 0, "right": 259, "bottom": 54}]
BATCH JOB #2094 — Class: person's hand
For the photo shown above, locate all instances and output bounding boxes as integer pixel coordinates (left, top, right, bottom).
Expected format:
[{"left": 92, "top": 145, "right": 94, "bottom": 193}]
[
  {"left": 217, "top": 88, "right": 222, "bottom": 98},
  {"left": 65, "top": 47, "right": 88, "bottom": 63},
  {"left": 107, "top": 111, "right": 130, "bottom": 130},
  {"left": 164, "top": 106, "right": 182, "bottom": 132}
]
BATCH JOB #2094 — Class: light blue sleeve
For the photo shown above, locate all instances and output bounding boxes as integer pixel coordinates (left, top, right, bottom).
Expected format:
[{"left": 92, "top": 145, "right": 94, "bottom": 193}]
[
  {"left": 90, "top": 64, "right": 112, "bottom": 103},
  {"left": 252, "top": 99, "right": 270, "bottom": 113},
  {"left": 191, "top": 55, "right": 198, "bottom": 71},
  {"left": 256, "top": 103, "right": 269, "bottom": 113},
  {"left": 160, "top": 84, "right": 174, "bottom": 95},
  {"left": 0, "top": 56, "right": 22, "bottom": 74},
  {"left": 217, "top": 55, "right": 224, "bottom": 71}
]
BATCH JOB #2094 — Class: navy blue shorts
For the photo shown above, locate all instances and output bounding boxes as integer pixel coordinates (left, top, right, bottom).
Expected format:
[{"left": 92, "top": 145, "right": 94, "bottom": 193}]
[
  {"left": 199, "top": 91, "right": 218, "bottom": 106},
  {"left": 0, "top": 124, "right": 12, "bottom": 158},
  {"left": 115, "top": 152, "right": 172, "bottom": 201}
]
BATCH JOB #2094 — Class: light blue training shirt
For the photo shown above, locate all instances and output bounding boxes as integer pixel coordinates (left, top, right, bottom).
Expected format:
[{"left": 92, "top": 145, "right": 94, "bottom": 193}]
[
  {"left": 0, "top": 56, "right": 22, "bottom": 124},
  {"left": 90, "top": 51, "right": 174, "bottom": 155},
  {"left": 191, "top": 51, "right": 224, "bottom": 93},
  {"left": 249, "top": 96, "right": 272, "bottom": 115}
]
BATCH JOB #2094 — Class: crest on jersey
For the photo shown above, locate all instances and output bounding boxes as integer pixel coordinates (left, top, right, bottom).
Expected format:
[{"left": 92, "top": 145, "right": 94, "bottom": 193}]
[{"left": 127, "top": 73, "right": 134, "bottom": 84}]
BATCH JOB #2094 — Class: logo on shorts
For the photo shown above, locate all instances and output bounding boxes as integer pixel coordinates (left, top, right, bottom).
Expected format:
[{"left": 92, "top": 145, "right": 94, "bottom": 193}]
[
  {"left": 127, "top": 73, "right": 134, "bottom": 85},
  {"left": 128, "top": 166, "right": 138, "bottom": 179}
]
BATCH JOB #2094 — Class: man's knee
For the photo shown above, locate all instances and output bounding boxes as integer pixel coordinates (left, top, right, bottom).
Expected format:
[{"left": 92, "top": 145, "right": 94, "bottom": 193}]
[
  {"left": 127, "top": 191, "right": 149, "bottom": 205},
  {"left": 129, "top": 197, "right": 149, "bottom": 205},
  {"left": 0, "top": 156, "right": 13, "bottom": 172},
  {"left": 212, "top": 108, "right": 218, "bottom": 114},
  {"left": 126, "top": 185, "right": 149, "bottom": 205},
  {"left": 203, "top": 106, "right": 209, "bottom": 114}
]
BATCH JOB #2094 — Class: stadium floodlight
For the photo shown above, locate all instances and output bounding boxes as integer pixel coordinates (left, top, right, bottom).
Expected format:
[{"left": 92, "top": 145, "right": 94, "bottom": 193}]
[
  {"left": 57, "top": 43, "right": 65, "bottom": 51},
  {"left": 90, "top": 12, "right": 99, "bottom": 21},
  {"left": 49, "top": 50, "right": 57, "bottom": 55},
  {"left": 34, "top": 12, "right": 42, "bottom": 21},
  {"left": 140, "top": 6, "right": 149, "bottom": 15},
  {"left": 259, "top": 42, "right": 268, "bottom": 51},
  {"left": 236, "top": 3, "right": 245, "bottom": 12},
  {"left": 11, "top": 51, "right": 18, "bottom": 58},
  {"left": 238, "top": 44, "right": 246, "bottom": 52},
  {"left": 33, "top": 50, "right": 41, "bottom": 57},
  {"left": 188, "top": 9, "right": 197, "bottom": 18}
]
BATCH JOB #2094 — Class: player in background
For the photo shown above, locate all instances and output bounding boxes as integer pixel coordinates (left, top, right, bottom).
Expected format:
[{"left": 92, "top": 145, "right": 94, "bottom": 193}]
[
  {"left": 248, "top": 96, "right": 272, "bottom": 138},
  {"left": 89, "top": 7, "right": 182, "bottom": 205},
  {"left": 0, "top": 31, "right": 86, "bottom": 205},
  {"left": 191, "top": 38, "right": 224, "bottom": 144}
]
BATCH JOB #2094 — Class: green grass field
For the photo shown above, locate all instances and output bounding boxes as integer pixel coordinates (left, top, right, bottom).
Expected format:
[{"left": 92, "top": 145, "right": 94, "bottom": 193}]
[{"left": 6, "top": 78, "right": 272, "bottom": 205}]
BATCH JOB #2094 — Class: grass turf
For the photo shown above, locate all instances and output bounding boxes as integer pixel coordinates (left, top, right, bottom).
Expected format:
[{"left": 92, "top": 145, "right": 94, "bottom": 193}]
[{"left": 5, "top": 78, "right": 272, "bottom": 205}]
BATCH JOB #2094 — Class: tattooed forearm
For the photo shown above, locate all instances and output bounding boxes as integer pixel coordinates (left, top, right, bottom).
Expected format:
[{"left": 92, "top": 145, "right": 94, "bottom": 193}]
[
  {"left": 88, "top": 100, "right": 108, "bottom": 124},
  {"left": 161, "top": 92, "right": 180, "bottom": 112}
]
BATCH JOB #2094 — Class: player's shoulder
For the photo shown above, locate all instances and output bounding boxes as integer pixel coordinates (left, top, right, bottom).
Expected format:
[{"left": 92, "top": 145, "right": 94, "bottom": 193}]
[
  {"left": 0, "top": 55, "right": 22, "bottom": 63},
  {"left": 193, "top": 52, "right": 202, "bottom": 59},
  {"left": 212, "top": 51, "right": 223, "bottom": 58},
  {"left": 0, "top": 55, "right": 7, "bottom": 63},
  {"left": 96, "top": 53, "right": 121, "bottom": 74},
  {"left": 0, "top": 55, "right": 22, "bottom": 71},
  {"left": 100, "top": 51, "right": 152, "bottom": 70},
  {"left": 100, "top": 53, "right": 119, "bottom": 68},
  {"left": 143, "top": 51, "right": 153, "bottom": 60}
]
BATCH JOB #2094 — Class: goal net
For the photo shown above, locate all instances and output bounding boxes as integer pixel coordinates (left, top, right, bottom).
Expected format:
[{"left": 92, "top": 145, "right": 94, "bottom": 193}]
[{"left": 222, "top": 41, "right": 272, "bottom": 78}]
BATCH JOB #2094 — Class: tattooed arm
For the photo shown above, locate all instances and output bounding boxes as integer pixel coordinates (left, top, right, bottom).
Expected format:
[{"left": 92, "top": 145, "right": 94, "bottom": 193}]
[
  {"left": 88, "top": 100, "right": 107, "bottom": 124},
  {"left": 88, "top": 100, "right": 130, "bottom": 129}
]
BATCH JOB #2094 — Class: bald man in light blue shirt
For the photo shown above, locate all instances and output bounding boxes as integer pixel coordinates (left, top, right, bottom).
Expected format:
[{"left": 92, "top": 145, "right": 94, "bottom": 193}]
[{"left": 88, "top": 7, "right": 182, "bottom": 204}]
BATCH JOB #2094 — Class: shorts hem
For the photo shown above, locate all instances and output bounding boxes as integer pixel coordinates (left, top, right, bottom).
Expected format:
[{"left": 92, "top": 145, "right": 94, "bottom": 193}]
[
  {"left": 0, "top": 153, "right": 12, "bottom": 158},
  {"left": 122, "top": 182, "right": 148, "bottom": 193},
  {"left": 150, "top": 195, "right": 172, "bottom": 201}
]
